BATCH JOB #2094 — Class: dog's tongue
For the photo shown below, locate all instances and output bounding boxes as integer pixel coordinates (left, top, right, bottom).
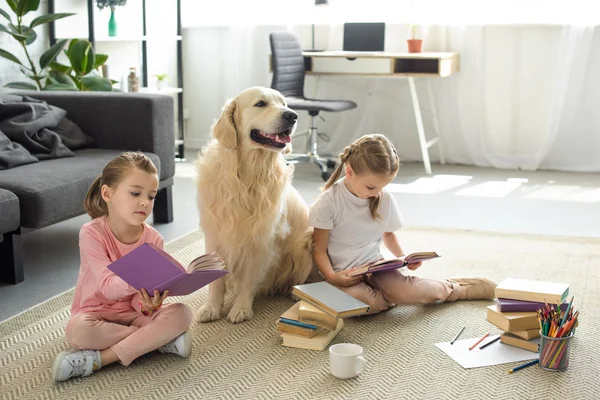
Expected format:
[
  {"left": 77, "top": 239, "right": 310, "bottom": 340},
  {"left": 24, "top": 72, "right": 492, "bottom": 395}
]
[{"left": 265, "top": 132, "right": 292, "bottom": 144}]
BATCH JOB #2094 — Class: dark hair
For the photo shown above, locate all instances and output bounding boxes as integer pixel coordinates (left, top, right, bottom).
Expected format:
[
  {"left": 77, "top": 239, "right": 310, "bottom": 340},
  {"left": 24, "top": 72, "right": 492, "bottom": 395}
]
[
  {"left": 325, "top": 134, "right": 400, "bottom": 220},
  {"left": 84, "top": 151, "right": 158, "bottom": 219}
]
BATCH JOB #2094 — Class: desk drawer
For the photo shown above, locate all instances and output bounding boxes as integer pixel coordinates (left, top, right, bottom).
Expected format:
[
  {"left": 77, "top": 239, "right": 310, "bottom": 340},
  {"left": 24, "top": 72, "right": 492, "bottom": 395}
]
[{"left": 309, "top": 57, "right": 393, "bottom": 75}]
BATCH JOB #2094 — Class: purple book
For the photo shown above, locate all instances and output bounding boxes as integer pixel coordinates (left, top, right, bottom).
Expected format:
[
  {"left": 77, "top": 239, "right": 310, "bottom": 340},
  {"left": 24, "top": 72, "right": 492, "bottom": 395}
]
[
  {"left": 107, "top": 243, "right": 228, "bottom": 296},
  {"left": 348, "top": 252, "right": 440, "bottom": 277},
  {"left": 496, "top": 298, "right": 568, "bottom": 313}
]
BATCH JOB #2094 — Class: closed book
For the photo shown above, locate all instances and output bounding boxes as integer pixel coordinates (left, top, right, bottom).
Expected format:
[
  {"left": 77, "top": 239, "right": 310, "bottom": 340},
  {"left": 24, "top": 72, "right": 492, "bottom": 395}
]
[
  {"left": 107, "top": 243, "right": 228, "bottom": 296},
  {"left": 278, "top": 302, "right": 319, "bottom": 330},
  {"left": 276, "top": 321, "right": 323, "bottom": 338},
  {"left": 495, "top": 278, "right": 569, "bottom": 304},
  {"left": 486, "top": 305, "right": 539, "bottom": 333},
  {"left": 500, "top": 333, "right": 541, "bottom": 353},
  {"left": 298, "top": 301, "right": 339, "bottom": 331},
  {"left": 292, "top": 282, "right": 369, "bottom": 318},
  {"left": 496, "top": 298, "right": 568, "bottom": 313},
  {"left": 281, "top": 319, "right": 344, "bottom": 351},
  {"left": 510, "top": 328, "right": 541, "bottom": 340}
]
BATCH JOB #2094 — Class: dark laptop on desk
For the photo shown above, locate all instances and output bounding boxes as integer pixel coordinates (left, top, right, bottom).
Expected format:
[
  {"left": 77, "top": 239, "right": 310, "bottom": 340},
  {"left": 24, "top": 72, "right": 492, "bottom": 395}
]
[{"left": 343, "top": 22, "right": 385, "bottom": 52}]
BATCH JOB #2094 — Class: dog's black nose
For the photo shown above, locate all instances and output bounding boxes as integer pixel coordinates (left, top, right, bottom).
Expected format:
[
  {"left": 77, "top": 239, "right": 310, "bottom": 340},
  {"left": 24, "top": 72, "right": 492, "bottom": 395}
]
[{"left": 283, "top": 111, "right": 298, "bottom": 122}]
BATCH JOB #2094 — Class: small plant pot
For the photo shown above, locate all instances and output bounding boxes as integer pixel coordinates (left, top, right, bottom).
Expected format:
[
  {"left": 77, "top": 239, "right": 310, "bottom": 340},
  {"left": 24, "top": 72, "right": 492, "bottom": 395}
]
[
  {"left": 407, "top": 39, "right": 423, "bottom": 53},
  {"left": 156, "top": 80, "right": 167, "bottom": 90}
]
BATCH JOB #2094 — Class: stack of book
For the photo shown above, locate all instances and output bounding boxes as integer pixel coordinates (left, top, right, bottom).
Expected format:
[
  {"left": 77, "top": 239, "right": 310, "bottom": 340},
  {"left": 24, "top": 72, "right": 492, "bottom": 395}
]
[
  {"left": 275, "top": 281, "right": 370, "bottom": 351},
  {"left": 486, "top": 278, "right": 570, "bottom": 353}
]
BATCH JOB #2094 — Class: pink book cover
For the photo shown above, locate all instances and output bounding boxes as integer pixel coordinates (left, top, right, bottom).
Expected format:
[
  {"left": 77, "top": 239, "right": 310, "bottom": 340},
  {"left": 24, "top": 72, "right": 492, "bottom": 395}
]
[{"left": 107, "top": 243, "right": 228, "bottom": 296}]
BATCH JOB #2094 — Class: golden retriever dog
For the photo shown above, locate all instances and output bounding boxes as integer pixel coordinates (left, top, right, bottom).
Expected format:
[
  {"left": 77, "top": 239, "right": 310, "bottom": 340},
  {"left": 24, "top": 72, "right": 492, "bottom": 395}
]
[{"left": 195, "top": 86, "right": 315, "bottom": 323}]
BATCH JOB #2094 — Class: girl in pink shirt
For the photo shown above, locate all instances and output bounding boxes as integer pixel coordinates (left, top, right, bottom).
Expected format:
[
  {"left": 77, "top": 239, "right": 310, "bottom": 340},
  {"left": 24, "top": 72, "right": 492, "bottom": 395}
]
[{"left": 52, "top": 152, "right": 192, "bottom": 383}]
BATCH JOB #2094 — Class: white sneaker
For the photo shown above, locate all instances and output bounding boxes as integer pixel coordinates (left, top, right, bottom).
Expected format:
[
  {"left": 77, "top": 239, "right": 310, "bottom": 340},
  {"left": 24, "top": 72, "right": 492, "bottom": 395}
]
[
  {"left": 52, "top": 349, "right": 100, "bottom": 383},
  {"left": 158, "top": 331, "right": 192, "bottom": 358}
]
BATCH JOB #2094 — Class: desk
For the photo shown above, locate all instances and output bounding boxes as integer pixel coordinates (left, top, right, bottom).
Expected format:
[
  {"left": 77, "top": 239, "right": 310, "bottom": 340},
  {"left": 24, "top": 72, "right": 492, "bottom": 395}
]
[{"left": 301, "top": 51, "right": 459, "bottom": 174}]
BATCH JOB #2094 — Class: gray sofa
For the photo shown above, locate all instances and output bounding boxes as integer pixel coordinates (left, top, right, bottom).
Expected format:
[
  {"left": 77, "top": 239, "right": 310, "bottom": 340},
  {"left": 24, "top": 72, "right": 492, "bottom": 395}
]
[{"left": 0, "top": 92, "right": 175, "bottom": 284}]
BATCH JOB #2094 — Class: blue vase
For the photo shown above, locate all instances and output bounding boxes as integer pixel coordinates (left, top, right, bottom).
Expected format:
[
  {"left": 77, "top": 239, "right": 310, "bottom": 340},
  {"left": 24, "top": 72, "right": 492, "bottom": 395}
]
[{"left": 108, "top": 7, "right": 117, "bottom": 37}]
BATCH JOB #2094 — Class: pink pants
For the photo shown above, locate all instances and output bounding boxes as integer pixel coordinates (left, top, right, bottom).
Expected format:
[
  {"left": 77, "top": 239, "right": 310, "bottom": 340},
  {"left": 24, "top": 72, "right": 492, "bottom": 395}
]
[
  {"left": 337, "top": 270, "right": 462, "bottom": 314},
  {"left": 66, "top": 303, "right": 192, "bottom": 366}
]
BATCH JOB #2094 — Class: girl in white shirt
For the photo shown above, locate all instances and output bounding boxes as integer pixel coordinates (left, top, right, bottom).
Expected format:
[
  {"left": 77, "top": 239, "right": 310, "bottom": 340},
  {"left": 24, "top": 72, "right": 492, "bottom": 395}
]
[{"left": 309, "top": 134, "right": 496, "bottom": 313}]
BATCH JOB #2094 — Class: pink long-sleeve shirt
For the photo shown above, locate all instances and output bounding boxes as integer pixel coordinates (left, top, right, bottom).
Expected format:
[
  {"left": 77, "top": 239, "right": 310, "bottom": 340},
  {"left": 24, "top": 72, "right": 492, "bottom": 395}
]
[{"left": 70, "top": 216, "right": 164, "bottom": 316}]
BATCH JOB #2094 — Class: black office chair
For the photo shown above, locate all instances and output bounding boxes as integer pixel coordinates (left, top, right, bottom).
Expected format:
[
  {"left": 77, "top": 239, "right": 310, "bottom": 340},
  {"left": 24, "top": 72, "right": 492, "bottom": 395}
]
[{"left": 269, "top": 31, "right": 357, "bottom": 180}]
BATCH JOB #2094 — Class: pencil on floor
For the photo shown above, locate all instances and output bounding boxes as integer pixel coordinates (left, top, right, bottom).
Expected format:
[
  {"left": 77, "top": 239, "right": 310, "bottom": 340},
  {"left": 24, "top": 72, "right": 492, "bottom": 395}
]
[
  {"left": 508, "top": 359, "right": 539, "bottom": 374},
  {"left": 450, "top": 325, "right": 465, "bottom": 345},
  {"left": 469, "top": 332, "right": 490, "bottom": 351},
  {"left": 479, "top": 335, "right": 500, "bottom": 350}
]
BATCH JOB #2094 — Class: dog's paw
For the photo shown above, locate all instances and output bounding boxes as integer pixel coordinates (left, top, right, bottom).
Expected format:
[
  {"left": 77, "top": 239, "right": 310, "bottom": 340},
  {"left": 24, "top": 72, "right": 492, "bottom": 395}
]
[
  {"left": 197, "top": 304, "right": 222, "bottom": 323},
  {"left": 227, "top": 305, "right": 253, "bottom": 324}
]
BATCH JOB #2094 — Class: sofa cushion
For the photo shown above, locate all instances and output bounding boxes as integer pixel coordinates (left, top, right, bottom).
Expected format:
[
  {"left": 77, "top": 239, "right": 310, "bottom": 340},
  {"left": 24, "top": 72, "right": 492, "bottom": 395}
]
[
  {"left": 0, "top": 188, "right": 20, "bottom": 233},
  {"left": 0, "top": 149, "right": 161, "bottom": 229}
]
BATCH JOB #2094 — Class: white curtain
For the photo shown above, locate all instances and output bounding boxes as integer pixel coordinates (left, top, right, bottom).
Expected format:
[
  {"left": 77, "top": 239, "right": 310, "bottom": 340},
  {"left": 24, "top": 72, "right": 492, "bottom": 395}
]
[{"left": 181, "top": 1, "right": 600, "bottom": 171}]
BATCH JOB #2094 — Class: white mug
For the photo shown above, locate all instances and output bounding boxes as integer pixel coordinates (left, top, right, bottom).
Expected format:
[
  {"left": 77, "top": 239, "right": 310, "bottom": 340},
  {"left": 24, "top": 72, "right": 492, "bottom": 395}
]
[{"left": 329, "top": 343, "right": 366, "bottom": 379}]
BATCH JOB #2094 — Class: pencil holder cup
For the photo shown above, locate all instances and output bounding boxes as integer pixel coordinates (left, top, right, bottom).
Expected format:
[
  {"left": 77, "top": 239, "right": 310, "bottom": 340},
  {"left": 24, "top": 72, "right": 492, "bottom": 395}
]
[{"left": 539, "top": 331, "right": 574, "bottom": 372}]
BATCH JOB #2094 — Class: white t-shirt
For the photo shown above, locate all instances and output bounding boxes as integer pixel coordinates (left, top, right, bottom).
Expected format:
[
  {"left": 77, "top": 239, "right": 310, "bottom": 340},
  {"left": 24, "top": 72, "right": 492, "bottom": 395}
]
[{"left": 308, "top": 179, "right": 403, "bottom": 272}]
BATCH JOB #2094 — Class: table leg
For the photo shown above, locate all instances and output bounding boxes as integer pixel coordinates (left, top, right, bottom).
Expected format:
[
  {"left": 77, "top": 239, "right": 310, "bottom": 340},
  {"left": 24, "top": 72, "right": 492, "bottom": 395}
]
[
  {"left": 408, "top": 77, "right": 432, "bottom": 175},
  {"left": 427, "top": 80, "right": 445, "bottom": 165}
]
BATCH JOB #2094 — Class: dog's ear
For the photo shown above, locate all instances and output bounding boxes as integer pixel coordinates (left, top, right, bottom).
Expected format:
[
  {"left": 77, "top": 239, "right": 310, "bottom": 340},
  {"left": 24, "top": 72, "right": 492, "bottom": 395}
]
[{"left": 213, "top": 98, "right": 238, "bottom": 149}]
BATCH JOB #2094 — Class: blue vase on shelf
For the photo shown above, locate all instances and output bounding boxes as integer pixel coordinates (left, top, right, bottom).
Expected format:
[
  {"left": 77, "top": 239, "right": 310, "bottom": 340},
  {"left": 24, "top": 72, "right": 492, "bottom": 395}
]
[{"left": 108, "top": 6, "right": 117, "bottom": 37}]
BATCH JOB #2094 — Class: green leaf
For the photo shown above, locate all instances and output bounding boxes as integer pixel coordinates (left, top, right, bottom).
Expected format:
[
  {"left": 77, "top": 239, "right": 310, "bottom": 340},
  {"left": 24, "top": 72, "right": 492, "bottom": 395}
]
[
  {"left": 21, "top": 26, "right": 36, "bottom": 45},
  {"left": 6, "top": 1, "right": 17, "bottom": 13},
  {"left": 0, "top": 23, "right": 27, "bottom": 40},
  {"left": 4, "top": 81, "right": 37, "bottom": 89},
  {"left": 83, "top": 45, "right": 95, "bottom": 75},
  {"left": 44, "top": 83, "right": 78, "bottom": 91},
  {"left": 48, "top": 70, "right": 77, "bottom": 87},
  {"left": 0, "top": 8, "right": 12, "bottom": 22},
  {"left": 67, "top": 39, "right": 91, "bottom": 75},
  {"left": 30, "top": 12, "right": 75, "bottom": 28},
  {"left": 27, "top": 73, "right": 45, "bottom": 81},
  {"left": 16, "top": 0, "right": 40, "bottom": 16},
  {"left": 81, "top": 76, "right": 113, "bottom": 91},
  {"left": 39, "top": 39, "right": 67, "bottom": 69},
  {"left": 0, "top": 48, "right": 22, "bottom": 65},
  {"left": 93, "top": 53, "right": 108, "bottom": 69},
  {"left": 48, "top": 60, "right": 71, "bottom": 74}
]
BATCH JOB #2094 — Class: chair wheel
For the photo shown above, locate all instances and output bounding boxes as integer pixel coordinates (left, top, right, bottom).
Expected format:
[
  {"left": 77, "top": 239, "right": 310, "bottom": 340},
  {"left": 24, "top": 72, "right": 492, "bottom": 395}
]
[
  {"left": 321, "top": 171, "right": 332, "bottom": 181},
  {"left": 326, "top": 160, "right": 337, "bottom": 169}
]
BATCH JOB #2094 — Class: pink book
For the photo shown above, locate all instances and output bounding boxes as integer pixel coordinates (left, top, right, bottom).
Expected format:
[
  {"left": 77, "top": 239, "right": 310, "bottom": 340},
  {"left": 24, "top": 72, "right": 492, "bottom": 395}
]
[
  {"left": 107, "top": 243, "right": 228, "bottom": 296},
  {"left": 348, "top": 251, "right": 440, "bottom": 277}
]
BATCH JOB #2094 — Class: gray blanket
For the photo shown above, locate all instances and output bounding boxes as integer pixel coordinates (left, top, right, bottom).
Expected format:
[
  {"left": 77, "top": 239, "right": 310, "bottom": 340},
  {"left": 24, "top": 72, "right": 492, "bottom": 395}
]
[{"left": 0, "top": 94, "right": 95, "bottom": 170}]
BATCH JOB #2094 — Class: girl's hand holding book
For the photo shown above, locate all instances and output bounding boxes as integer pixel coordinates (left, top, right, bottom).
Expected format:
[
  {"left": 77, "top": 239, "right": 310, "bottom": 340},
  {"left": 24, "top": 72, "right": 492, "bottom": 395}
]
[
  {"left": 138, "top": 288, "right": 169, "bottom": 316},
  {"left": 327, "top": 270, "right": 363, "bottom": 287},
  {"left": 406, "top": 261, "right": 423, "bottom": 271}
]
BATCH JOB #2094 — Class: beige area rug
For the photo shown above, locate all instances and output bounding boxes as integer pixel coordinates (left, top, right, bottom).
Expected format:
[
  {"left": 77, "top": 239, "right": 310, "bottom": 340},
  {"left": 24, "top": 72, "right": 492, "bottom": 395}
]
[{"left": 1, "top": 228, "right": 598, "bottom": 400}]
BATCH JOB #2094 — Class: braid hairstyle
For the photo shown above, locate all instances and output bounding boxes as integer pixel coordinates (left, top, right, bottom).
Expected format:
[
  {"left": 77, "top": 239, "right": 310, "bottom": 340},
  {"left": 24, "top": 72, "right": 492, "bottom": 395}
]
[
  {"left": 324, "top": 134, "right": 400, "bottom": 220},
  {"left": 84, "top": 151, "right": 158, "bottom": 219}
]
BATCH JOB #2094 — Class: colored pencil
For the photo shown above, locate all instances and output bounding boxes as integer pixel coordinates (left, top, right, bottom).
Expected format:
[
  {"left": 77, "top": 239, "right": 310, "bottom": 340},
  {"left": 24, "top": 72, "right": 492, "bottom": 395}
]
[
  {"left": 469, "top": 332, "right": 489, "bottom": 351},
  {"left": 450, "top": 325, "right": 465, "bottom": 345},
  {"left": 479, "top": 336, "right": 501, "bottom": 350},
  {"left": 508, "top": 359, "right": 539, "bottom": 374}
]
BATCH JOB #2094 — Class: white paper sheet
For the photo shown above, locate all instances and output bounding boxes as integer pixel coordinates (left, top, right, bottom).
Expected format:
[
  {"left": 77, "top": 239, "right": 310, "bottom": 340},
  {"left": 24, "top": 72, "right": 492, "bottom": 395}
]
[{"left": 435, "top": 335, "right": 538, "bottom": 369}]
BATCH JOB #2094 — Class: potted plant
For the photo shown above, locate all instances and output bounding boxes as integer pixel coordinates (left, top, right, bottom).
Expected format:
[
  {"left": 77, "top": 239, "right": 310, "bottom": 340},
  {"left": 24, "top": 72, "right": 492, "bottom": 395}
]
[
  {"left": 153, "top": 73, "right": 168, "bottom": 90},
  {"left": 96, "top": 0, "right": 127, "bottom": 37},
  {"left": 0, "top": 0, "right": 113, "bottom": 91},
  {"left": 407, "top": 24, "right": 423, "bottom": 53}
]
